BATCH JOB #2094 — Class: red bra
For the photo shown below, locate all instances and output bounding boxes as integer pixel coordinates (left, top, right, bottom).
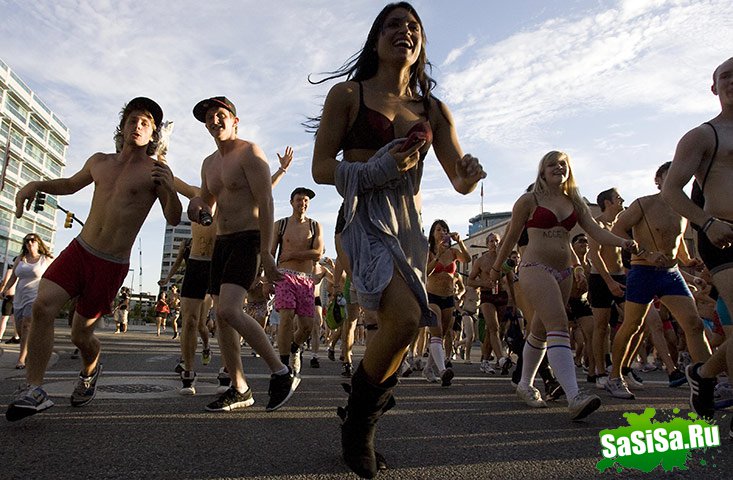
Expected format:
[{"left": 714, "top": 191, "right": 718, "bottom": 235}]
[
  {"left": 434, "top": 260, "right": 457, "bottom": 275},
  {"left": 525, "top": 205, "right": 578, "bottom": 231}
]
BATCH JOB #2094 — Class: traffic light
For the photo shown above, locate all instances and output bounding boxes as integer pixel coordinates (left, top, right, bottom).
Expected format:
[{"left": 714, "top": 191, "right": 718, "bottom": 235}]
[
  {"left": 64, "top": 212, "right": 74, "bottom": 228},
  {"left": 33, "top": 192, "right": 46, "bottom": 212}
]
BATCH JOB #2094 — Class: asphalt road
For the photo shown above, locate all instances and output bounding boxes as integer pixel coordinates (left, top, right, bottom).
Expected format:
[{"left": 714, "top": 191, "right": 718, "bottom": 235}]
[{"left": 1, "top": 320, "right": 731, "bottom": 480}]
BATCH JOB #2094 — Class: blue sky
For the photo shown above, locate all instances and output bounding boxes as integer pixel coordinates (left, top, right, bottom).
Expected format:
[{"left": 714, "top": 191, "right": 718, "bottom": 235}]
[{"left": 1, "top": 0, "right": 731, "bottom": 294}]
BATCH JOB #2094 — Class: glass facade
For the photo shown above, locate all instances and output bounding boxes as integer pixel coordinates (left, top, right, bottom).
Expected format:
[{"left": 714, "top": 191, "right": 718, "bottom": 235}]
[
  {"left": 159, "top": 220, "right": 192, "bottom": 288},
  {"left": 0, "top": 57, "right": 68, "bottom": 273}
]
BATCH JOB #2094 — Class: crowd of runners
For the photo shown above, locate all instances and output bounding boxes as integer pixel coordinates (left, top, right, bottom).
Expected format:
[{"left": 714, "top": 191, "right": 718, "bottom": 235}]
[{"left": 2, "top": 2, "right": 732, "bottom": 478}]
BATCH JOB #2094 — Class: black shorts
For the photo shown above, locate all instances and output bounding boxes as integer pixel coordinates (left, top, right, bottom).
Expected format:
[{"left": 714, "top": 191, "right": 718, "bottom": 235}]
[
  {"left": 182, "top": 258, "right": 211, "bottom": 300},
  {"left": 428, "top": 292, "right": 455, "bottom": 310},
  {"left": 567, "top": 296, "right": 593, "bottom": 321},
  {"left": 209, "top": 231, "right": 260, "bottom": 295},
  {"left": 588, "top": 273, "right": 626, "bottom": 308},
  {"left": 698, "top": 229, "right": 733, "bottom": 275},
  {"left": 480, "top": 290, "right": 508, "bottom": 308},
  {"left": 2, "top": 295, "right": 13, "bottom": 316}
]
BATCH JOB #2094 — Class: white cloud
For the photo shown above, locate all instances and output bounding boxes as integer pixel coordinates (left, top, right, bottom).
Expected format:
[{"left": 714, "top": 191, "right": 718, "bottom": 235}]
[{"left": 2, "top": 0, "right": 731, "bottom": 292}]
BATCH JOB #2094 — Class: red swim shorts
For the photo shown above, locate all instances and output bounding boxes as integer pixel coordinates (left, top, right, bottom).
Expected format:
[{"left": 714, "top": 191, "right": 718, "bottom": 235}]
[{"left": 43, "top": 238, "right": 130, "bottom": 320}]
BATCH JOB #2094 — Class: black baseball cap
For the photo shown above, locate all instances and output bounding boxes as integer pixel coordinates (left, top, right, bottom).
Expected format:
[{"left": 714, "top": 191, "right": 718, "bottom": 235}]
[
  {"left": 290, "top": 187, "right": 316, "bottom": 201},
  {"left": 193, "top": 96, "right": 237, "bottom": 122},
  {"left": 124, "top": 97, "right": 163, "bottom": 128}
]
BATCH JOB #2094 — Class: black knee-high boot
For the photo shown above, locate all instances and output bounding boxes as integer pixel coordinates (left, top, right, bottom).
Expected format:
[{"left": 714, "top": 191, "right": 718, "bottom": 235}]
[{"left": 337, "top": 363, "right": 396, "bottom": 479}]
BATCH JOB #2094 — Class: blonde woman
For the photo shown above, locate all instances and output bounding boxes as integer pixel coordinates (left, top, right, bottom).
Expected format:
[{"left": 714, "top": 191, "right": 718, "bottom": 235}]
[{"left": 489, "top": 151, "right": 635, "bottom": 420}]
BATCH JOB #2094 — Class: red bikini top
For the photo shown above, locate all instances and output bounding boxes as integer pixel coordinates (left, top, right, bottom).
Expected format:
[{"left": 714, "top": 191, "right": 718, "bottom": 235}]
[
  {"left": 434, "top": 260, "right": 457, "bottom": 275},
  {"left": 525, "top": 205, "right": 578, "bottom": 231}
]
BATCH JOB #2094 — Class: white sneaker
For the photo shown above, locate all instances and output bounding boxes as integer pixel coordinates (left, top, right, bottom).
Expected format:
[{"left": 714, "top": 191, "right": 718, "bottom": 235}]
[
  {"left": 179, "top": 371, "right": 196, "bottom": 396},
  {"left": 595, "top": 375, "right": 608, "bottom": 390},
  {"left": 568, "top": 391, "right": 601, "bottom": 420},
  {"left": 624, "top": 371, "right": 644, "bottom": 390},
  {"left": 516, "top": 384, "right": 547, "bottom": 408},
  {"left": 605, "top": 376, "right": 634, "bottom": 400}
]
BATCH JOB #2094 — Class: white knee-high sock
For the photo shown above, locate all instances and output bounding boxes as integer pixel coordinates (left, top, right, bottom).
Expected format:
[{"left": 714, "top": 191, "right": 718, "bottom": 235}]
[
  {"left": 429, "top": 336, "right": 446, "bottom": 373},
  {"left": 546, "top": 331, "right": 579, "bottom": 399},
  {"left": 519, "top": 333, "right": 546, "bottom": 388}
]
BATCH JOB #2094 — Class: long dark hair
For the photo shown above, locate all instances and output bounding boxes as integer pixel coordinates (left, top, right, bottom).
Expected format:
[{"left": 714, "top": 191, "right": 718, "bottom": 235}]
[
  {"left": 428, "top": 219, "right": 450, "bottom": 255},
  {"left": 305, "top": 2, "right": 436, "bottom": 133}
]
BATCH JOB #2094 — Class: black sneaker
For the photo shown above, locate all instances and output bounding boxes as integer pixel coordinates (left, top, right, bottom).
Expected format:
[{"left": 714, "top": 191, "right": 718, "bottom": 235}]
[
  {"left": 70, "top": 365, "right": 103, "bottom": 407},
  {"left": 327, "top": 348, "right": 335, "bottom": 361},
  {"left": 205, "top": 387, "right": 254, "bottom": 412},
  {"left": 5, "top": 336, "right": 20, "bottom": 344},
  {"left": 6, "top": 385, "right": 54, "bottom": 421},
  {"left": 545, "top": 379, "right": 565, "bottom": 401},
  {"left": 217, "top": 368, "right": 231, "bottom": 394},
  {"left": 668, "top": 369, "right": 688, "bottom": 388},
  {"left": 180, "top": 370, "right": 196, "bottom": 395},
  {"left": 266, "top": 369, "right": 300, "bottom": 411},
  {"left": 70, "top": 348, "right": 80, "bottom": 359},
  {"left": 341, "top": 362, "right": 353, "bottom": 378},
  {"left": 310, "top": 357, "right": 320, "bottom": 368},
  {"left": 441, "top": 368, "right": 454, "bottom": 387},
  {"left": 686, "top": 362, "right": 716, "bottom": 419}
]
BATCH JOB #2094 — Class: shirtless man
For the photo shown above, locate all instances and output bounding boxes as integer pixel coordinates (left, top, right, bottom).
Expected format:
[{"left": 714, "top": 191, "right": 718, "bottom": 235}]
[
  {"left": 468, "top": 233, "right": 511, "bottom": 373},
  {"left": 606, "top": 162, "right": 711, "bottom": 399},
  {"left": 187, "top": 96, "right": 297, "bottom": 412},
  {"left": 163, "top": 148, "right": 292, "bottom": 396},
  {"left": 271, "top": 187, "right": 324, "bottom": 376},
  {"left": 662, "top": 57, "right": 733, "bottom": 423},
  {"left": 587, "top": 188, "right": 626, "bottom": 388},
  {"left": 6, "top": 97, "right": 182, "bottom": 421}
]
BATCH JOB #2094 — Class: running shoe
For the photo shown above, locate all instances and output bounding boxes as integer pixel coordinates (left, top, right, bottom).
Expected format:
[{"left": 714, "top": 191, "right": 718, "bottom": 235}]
[
  {"left": 499, "top": 356, "right": 513, "bottom": 376},
  {"left": 544, "top": 379, "right": 565, "bottom": 401},
  {"left": 70, "top": 348, "right": 80, "bottom": 359},
  {"left": 205, "top": 387, "right": 254, "bottom": 412},
  {"left": 6, "top": 385, "right": 54, "bottom": 421},
  {"left": 172, "top": 332, "right": 179, "bottom": 340},
  {"left": 266, "top": 369, "right": 300, "bottom": 412},
  {"left": 310, "top": 357, "right": 320, "bottom": 369},
  {"left": 70, "top": 365, "right": 103, "bottom": 407},
  {"left": 686, "top": 362, "right": 716, "bottom": 419},
  {"left": 668, "top": 369, "right": 688, "bottom": 388},
  {"left": 516, "top": 384, "right": 547, "bottom": 408},
  {"left": 595, "top": 374, "right": 608, "bottom": 390},
  {"left": 217, "top": 367, "right": 231, "bottom": 394},
  {"left": 201, "top": 348, "right": 212, "bottom": 366},
  {"left": 327, "top": 348, "right": 335, "bottom": 362},
  {"left": 678, "top": 352, "right": 692, "bottom": 372},
  {"left": 341, "top": 362, "right": 353, "bottom": 378},
  {"left": 180, "top": 370, "right": 196, "bottom": 396},
  {"left": 624, "top": 369, "right": 644, "bottom": 390},
  {"left": 440, "top": 368, "right": 454, "bottom": 387},
  {"left": 568, "top": 391, "right": 602, "bottom": 420},
  {"left": 714, "top": 382, "right": 733, "bottom": 410},
  {"left": 605, "top": 377, "right": 635, "bottom": 400}
]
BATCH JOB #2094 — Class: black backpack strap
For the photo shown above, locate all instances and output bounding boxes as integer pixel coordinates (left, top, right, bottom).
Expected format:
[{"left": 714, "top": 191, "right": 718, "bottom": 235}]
[
  {"left": 276, "top": 217, "right": 289, "bottom": 262},
  {"left": 700, "top": 122, "right": 719, "bottom": 192}
]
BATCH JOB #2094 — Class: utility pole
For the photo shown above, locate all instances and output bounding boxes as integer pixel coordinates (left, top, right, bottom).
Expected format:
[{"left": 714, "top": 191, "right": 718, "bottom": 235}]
[{"left": 138, "top": 237, "right": 143, "bottom": 320}]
